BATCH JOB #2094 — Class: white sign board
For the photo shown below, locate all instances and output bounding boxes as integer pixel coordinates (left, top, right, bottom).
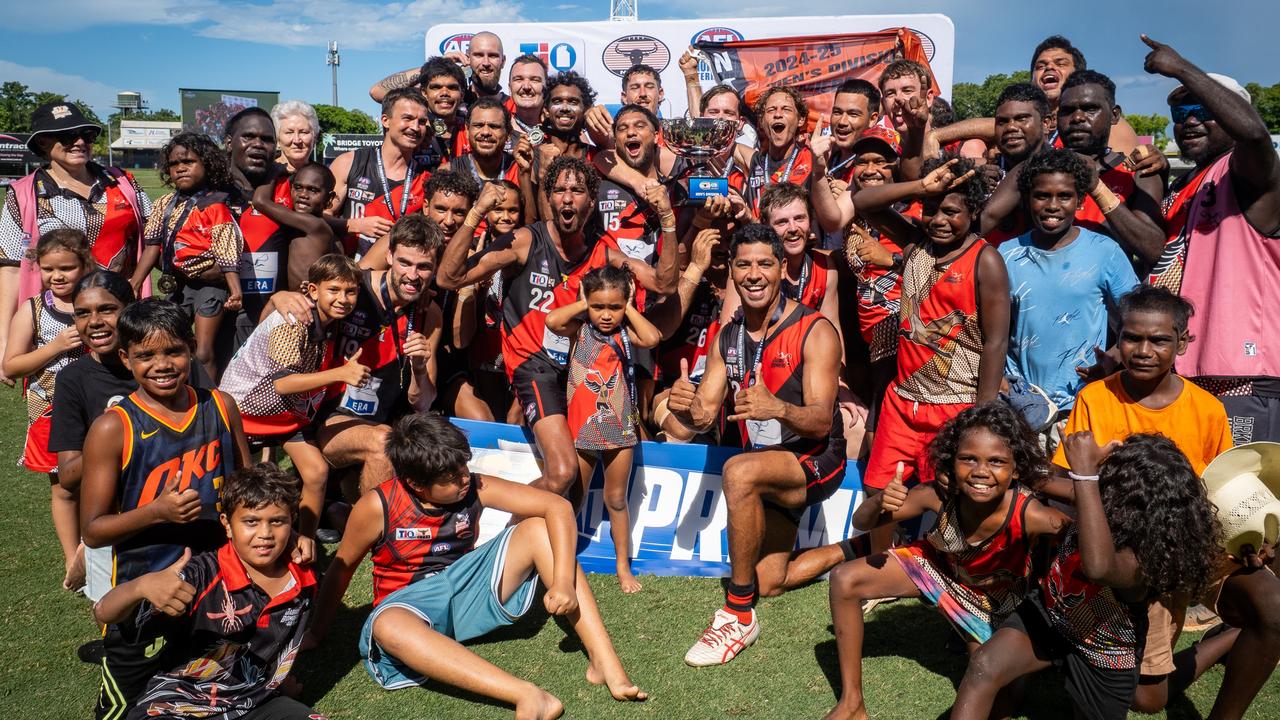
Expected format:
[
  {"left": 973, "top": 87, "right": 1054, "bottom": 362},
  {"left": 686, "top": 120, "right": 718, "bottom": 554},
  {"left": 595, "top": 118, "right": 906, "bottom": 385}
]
[{"left": 424, "top": 14, "right": 955, "bottom": 119}]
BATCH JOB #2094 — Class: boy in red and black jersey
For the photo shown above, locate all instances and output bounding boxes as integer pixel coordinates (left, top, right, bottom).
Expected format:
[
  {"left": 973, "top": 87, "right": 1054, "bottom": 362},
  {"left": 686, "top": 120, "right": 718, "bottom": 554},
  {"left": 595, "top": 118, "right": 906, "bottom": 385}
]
[
  {"left": 437, "top": 156, "right": 680, "bottom": 503},
  {"left": 309, "top": 414, "right": 645, "bottom": 715},
  {"left": 93, "top": 464, "right": 321, "bottom": 720},
  {"left": 667, "top": 224, "right": 848, "bottom": 666},
  {"left": 79, "top": 299, "right": 251, "bottom": 720},
  {"left": 315, "top": 215, "right": 443, "bottom": 495}
]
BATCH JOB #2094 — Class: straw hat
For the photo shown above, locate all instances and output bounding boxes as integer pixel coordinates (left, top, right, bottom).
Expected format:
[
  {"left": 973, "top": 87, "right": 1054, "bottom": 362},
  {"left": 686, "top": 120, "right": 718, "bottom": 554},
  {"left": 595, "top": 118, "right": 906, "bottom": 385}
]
[{"left": 1201, "top": 442, "right": 1280, "bottom": 557}]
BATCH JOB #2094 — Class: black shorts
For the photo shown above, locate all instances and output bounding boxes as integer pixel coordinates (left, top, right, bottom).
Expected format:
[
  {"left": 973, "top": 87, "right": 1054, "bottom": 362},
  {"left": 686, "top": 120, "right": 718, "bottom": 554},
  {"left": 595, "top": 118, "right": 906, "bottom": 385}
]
[
  {"left": 1218, "top": 392, "right": 1280, "bottom": 445},
  {"left": 865, "top": 356, "right": 896, "bottom": 433},
  {"left": 170, "top": 279, "right": 229, "bottom": 319},
  {"left": 97, "top": 628, "right": 167, "bottom": 720},
  {"left": 243, "top": 696, "right": 323, "bottom": 720},
  {"left": 1000, "top": 596, "right": 1143, "bottom": 720},
  {"left": 511, "top": 359, "right": 568, "bottom": 425},
  {"left": 765, "top": 437, "right": 846, "bottom": 524}
]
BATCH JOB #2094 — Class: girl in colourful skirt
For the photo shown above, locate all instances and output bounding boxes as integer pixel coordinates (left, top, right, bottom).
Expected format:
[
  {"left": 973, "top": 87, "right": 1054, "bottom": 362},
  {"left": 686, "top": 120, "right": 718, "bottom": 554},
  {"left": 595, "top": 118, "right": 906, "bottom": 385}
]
[{"left": 824, "top": 401, "right": 1070, "bottom": 720}]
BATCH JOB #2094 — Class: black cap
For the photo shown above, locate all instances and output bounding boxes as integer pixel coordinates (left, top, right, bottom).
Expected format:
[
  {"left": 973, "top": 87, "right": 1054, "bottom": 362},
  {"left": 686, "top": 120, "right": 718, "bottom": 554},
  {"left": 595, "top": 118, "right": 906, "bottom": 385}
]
[{"left": 27, "top": 101, "right": 101, "bottom": 154}]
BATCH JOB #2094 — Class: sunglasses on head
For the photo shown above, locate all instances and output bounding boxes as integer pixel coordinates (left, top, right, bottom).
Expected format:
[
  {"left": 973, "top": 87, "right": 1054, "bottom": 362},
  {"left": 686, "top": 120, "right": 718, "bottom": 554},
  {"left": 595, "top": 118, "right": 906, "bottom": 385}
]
[
  {"left": 1171, "top": 103, "right": 1215, "bottom": 124},
  {"left": 53, "top": 127, "right": 99, "bottom": 145}
]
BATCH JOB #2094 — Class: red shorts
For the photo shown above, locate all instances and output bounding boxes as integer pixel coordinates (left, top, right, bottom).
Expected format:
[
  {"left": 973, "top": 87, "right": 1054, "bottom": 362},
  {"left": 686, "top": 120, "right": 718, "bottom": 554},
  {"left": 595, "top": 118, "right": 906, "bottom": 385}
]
[
  {"left": 23, "top": 410, "right": 57, "bottom": 474},
  {"left": 863, "top": 386, "right": 970, "bottom": 490}
]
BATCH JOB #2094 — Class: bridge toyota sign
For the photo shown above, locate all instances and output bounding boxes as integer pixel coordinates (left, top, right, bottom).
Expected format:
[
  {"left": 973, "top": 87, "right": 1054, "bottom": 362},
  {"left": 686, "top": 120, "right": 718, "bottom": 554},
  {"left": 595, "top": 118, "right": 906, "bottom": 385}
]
[{"left": 424, "top": 13, "right": 955, "bottom": 120}]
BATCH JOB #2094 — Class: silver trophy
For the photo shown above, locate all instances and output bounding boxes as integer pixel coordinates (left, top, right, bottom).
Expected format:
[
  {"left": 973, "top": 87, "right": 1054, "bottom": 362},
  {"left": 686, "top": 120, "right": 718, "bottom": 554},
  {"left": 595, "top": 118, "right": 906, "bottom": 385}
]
[{"left": 660, "top": 117, "right": 737, "bottom": 203}]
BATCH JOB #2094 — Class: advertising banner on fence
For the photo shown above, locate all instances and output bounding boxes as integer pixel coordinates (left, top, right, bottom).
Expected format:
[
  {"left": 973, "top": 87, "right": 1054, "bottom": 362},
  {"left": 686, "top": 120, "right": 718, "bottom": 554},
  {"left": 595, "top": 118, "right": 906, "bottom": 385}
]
[
  {"left": 180, "top": 88, "right": 280, "bottom": 138},
  {"left": 696, "top": 29, "right": 934, "bottom": 132},
  {"left": 321, "top": 133, "right": 383, "bottom": 161},
  {"left": 0, "top": 133, "right": 39, "bottom": 165},
  {"left": 423, "top": 14, "right": 954, "bottom": 120},
  {"left": 457, "top": 418, "right": 866, "bottom": 577}
]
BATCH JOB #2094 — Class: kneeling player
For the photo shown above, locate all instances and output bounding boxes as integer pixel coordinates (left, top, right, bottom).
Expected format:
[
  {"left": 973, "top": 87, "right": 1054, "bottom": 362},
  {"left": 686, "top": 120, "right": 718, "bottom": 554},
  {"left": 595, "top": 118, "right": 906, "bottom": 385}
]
[{"left": 309, "top": 413, "right": 646, "bottom": 718}]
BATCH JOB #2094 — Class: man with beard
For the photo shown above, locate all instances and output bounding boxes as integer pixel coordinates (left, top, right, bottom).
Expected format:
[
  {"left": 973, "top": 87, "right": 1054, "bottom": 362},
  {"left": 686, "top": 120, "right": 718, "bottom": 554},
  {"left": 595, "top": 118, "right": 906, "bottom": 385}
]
[
  {"left": 507, "top": 53, "right": 547, "bottom": 145},
  {"left": 370, "top": 31, "right": 507, "bottom": 108},
  {"left": 811, "top": 79, "right": 882, "bottom": 246},
  {"left": 667, "top": 223, "right": 847, "bottom": 666},
  {"left": 1030, "top": 35, "right": 1143, "bottom": 153},
  {"left": 1122, "top": 42, "right": 1280, "bottom": 717},
  {"left": 745, "top": 86, "right": 813, "bottom": 218},
  {"left": 451, "top": 97, "right": 525, "bottom": 189},
  {"left": 974, "top": 83, "right": 1055, "bottom": 245},
  {"left": 224, "top": 107, "right": 279, "bottom": 209},
  {"left": 1055, "top": 70, "right": 1166, "bottom": 269},
  {"left": 530, "top": 72, "right": 597, "bottom": 222},
  {"left": 329, "top": 88, "right": 431, "bottom": 258},
  {"left": 437, "top": 157, "right": 679, "bottom": 503},
  {"left": 316, "top": 213, "right": 443, "bottom": 494}
]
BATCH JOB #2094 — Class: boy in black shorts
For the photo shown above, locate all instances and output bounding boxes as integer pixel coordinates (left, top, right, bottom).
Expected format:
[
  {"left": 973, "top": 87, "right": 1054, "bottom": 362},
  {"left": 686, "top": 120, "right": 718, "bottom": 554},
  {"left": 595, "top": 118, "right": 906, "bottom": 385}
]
[
  {"left": 79, "top": 299, "right": 250, "bottom": 719},
  {"left": 94, "top": 463, "right": 322, "bottom": 720}
]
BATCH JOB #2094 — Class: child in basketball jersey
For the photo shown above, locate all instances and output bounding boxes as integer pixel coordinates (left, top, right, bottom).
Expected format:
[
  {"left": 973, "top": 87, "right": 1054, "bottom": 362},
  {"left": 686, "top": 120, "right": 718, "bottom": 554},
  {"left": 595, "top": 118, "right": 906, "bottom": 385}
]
[
  {"left": 142, "top": 132, "right": 246, "bottom": 383},
  {"left": 546, "top": 265, "right": 661, "bottom": 593},
  {"left": 78, "top": 299, "right": 250, "bottom": 720},
  {"left": 2, "top": 228, "right": 92, "bottom": 589},
  {"left": 951, "top": 432, "right": 1223, "bottom": 720},
  {"left": 824, "top": 402, "right": 1070, "bottom": 720},
  {"left": 93, "top": 464, "right": 321, "bottom": 720},
  {"left": 220, "top": 254, "right": 363, "bottom": 565}
]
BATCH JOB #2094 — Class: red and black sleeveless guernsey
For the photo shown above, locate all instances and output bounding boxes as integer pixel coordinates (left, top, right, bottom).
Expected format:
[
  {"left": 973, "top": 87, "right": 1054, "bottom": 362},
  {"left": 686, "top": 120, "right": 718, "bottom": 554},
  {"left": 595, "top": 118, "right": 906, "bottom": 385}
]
[
  {"left": 370, "top": 476, "right": 483, "bottom": 605},
  {"left": 781, "top": 249, "right": 831, "bottom": 311},
  {"left": 895, "top": 238, "right": 987, "bottom": 406},
  {"left": 717, "top": 302, "right": 843, "bottom": 452},
  {"left": 745, "top": 144, "right": 814, "bottom": 215},
  {"left": 330, "top": 270, "right": 429, "bottom": 425},
  {"left": 340, "top": 146, "right": 431, "bottom": 256},
  {"left": 496, "top": 222, "right": 616, "bottom": 377},
  {"left": 657, "top": 278, "right": 722, "bottom": 384},
  {"left": 106, "top": 387, "right": 236, "bottom": 585},
  {"left": 235, "top": 195, "right": 294, "bottom": 321}
]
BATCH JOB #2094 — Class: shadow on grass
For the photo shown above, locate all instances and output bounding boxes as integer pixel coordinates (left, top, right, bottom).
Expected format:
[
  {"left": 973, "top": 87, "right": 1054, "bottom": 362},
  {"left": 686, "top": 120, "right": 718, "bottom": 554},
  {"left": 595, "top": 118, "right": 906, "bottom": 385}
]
[
  {"left": 298, "top": 601, "right": 366, "bottom": 705},
  {"left": 813, "top": 601, "right": 1078, "bottom": 719}
]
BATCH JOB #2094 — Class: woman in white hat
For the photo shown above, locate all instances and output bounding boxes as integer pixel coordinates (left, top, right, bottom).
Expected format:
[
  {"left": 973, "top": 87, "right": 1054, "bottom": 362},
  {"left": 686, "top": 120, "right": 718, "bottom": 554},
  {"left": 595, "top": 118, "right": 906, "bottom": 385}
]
[{"left": 0, "top": 101, "right": 153, "bottom": 384}]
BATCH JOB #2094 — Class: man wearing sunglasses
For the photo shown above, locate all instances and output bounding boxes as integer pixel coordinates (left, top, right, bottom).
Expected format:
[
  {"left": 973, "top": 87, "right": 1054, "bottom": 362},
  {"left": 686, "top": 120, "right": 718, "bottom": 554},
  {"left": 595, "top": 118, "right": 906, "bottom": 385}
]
[{"left": 1137, "top": 34, "right": 1280, "bottom": 720}]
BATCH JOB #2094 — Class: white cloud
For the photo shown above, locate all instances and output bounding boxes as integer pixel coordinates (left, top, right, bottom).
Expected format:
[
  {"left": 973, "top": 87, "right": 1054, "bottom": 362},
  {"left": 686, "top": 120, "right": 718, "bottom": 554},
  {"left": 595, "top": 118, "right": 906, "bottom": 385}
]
[
  {"left": 10, "top": 0, "right": 526, "bottom": 51},
  {"left": 0, "top": 59, "right": 157, "bottom": 116}
]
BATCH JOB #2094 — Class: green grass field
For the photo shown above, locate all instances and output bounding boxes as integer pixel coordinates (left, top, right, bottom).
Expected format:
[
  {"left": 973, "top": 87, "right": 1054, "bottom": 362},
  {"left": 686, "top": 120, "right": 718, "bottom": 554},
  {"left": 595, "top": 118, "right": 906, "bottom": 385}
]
[{"left": 0, "top": 169, "right": 1275, "bottom": 718}]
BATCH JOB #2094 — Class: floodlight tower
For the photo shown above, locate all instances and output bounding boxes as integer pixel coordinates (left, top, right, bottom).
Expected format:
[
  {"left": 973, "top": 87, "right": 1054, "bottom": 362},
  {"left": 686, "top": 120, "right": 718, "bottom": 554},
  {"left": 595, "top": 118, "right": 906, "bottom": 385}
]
[
  {"left": 327, "top": 41, "right": 340, "bottom": 106},
  {"left": 610, "top": 0, "right": 637, "bottom": 22}
]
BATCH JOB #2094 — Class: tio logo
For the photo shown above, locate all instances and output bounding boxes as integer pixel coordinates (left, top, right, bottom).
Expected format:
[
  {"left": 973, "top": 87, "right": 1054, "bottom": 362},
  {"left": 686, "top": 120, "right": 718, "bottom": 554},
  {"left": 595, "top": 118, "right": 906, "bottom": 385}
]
[{"left": 520, "top": 42, "right": 577, "bottom": 72}]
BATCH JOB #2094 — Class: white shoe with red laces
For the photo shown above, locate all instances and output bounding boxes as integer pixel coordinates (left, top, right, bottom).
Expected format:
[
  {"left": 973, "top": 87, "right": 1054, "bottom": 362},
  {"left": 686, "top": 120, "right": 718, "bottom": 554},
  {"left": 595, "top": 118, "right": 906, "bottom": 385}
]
[{"left": 683, "top": 608, "right": 760, "bottom": 667}]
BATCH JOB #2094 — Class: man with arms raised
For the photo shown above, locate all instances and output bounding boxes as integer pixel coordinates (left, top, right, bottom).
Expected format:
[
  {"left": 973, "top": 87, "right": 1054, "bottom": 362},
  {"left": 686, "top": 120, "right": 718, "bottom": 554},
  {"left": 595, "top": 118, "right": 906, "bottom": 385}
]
[
  {"left": 437, "top": 157, "right": 678, "bottom": 502},
  {"left": 668, "top": 223, "right": 848, "bottom": 666},
  {"left": 810, "top": 79, "right": 882, "bottom": 246},
  {"left": 745, "top": 87, "right": 813, "bottom": 217},
  {"left": 328, "top": 88, "right": 430, "bottom": 257},
  {"left": 370, "top": 31, "right": 507, "bottom": 108}
]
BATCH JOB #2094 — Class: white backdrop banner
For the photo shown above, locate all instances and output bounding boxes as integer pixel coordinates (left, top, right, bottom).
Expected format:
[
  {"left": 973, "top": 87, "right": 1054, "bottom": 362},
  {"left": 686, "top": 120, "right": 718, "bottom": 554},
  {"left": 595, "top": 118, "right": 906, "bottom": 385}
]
[{"left": 424, "top": 14, "right": 955, "bottom": 118}]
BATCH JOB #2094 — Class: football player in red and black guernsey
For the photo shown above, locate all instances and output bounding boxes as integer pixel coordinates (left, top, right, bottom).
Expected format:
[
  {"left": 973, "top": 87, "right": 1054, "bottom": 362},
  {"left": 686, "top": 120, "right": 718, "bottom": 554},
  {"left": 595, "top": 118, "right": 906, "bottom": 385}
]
[
  {"left": 309, "top": 413, "right": 646, "bottom": 717},
  {"left": 507, "top": 53, "right": 548, "bottom": 146},
  {"left": 666, "top": 224, "right": 847, "bottom": 667},
  {"left": 437, "top": 156, "right": 679, "bottom": 504},
  {"left": 745, "top": 86, "right": 814, "bottom": 218},
  {"left": 531, "top": 73, "right": 598, "bottom": 220},
  {"left": 810, "top": 79, "right": 882, "bottom": 248},
  {"left": 419, "top": 57, "right": 471, "bottom": 168},
  {"left": 451, "top": 97, "right": 525, "bottom": 190},
  {"left": 328, "top": 88, "right": 431, "bottom": 258},
  {"left": 311, "top": 214, "right": 443, "bottom": 494}
]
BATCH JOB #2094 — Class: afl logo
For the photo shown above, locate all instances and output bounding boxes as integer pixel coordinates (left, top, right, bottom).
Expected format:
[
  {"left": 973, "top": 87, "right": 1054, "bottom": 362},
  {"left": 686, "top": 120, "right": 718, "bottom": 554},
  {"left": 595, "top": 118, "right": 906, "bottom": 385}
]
[
  {"left": 690, "top": 27, "right": 744, "bottom": 45},
  {"left": 439, "top": 33, "right": 474, "bottom": 55},
  {"left": 602, "top": 35, "right": 671, "bottom": 77}
]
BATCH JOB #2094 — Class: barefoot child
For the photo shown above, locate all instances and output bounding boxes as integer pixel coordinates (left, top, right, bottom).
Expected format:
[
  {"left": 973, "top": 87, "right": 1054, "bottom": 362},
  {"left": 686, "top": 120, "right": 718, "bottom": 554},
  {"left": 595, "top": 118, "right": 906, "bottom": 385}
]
[
  {"left": 546, "top": 264, "right": 661, "bottom": 593},
  {"left": 78, "top": 298, "right": 251, "bottom": 719},
  {"left": 93, "top": 463, "right": 321, "bottom": 720},
  {"left": 309, "top": 413, "right": 646, "bottom": 718},
  {"left": 3, "top": 229, "right": 92, "bottom": 589},
  {"left": 951, "top": 432, "right": 1223, "bottom": 720},
  {"left": 220, "top": 254, "right": 364, "bottom": 565},
  {"left": 143, "top": 132, "right": 246, "bottom": 382},
  {"left": 824, "top": 401, "right": 1069, "bottom": 720}
]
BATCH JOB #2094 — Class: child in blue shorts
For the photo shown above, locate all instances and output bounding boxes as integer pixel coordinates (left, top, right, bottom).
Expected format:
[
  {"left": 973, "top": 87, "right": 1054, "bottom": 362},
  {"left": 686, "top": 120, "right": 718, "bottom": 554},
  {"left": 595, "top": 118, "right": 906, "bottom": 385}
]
[{"left": 308, "top": 413, "right": 647, "bottom": 718}]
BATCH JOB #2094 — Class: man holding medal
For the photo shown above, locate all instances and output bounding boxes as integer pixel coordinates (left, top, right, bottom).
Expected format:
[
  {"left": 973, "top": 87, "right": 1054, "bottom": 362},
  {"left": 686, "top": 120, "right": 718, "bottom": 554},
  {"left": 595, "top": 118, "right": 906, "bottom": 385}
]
[{"left": 666, "top": 223, "right": 848, "bottom": 667}]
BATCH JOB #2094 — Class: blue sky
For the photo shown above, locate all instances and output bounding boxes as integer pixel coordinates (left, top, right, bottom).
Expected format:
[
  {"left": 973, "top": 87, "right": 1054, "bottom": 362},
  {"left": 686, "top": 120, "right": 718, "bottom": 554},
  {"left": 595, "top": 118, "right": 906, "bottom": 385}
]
[{"left": 2, "top": 0, "right": 1277, "bottom": 124}]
